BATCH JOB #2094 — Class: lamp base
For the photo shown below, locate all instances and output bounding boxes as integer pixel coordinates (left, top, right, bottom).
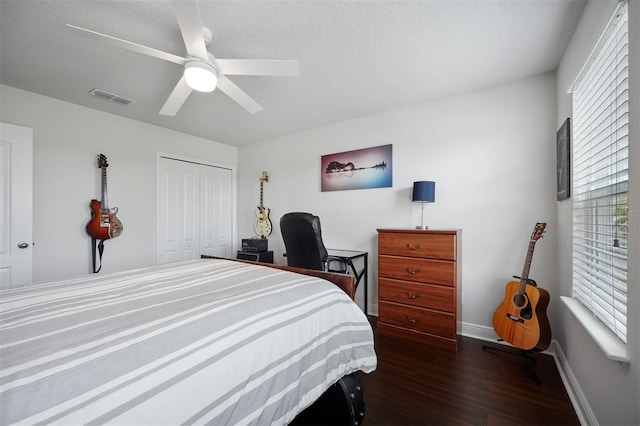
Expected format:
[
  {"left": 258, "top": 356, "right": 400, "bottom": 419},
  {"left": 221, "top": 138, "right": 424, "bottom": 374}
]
[{"left": 415, "top": 225, "right": 429, "bottom": 230}]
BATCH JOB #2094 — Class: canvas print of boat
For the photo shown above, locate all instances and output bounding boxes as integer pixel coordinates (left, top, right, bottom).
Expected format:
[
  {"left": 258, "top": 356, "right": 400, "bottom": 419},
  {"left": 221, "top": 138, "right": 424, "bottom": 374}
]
[{"left": 321, "top": 144, "right": 392, "bottom": 192}]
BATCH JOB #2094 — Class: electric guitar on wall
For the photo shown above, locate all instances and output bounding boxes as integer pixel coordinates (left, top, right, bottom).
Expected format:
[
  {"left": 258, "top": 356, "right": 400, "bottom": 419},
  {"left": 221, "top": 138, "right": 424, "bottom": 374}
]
[
  {"left": 492, "top": 222, "right": 551, "bottom": 351},
  {"left": 86, "top": 154, "right": 123, "bottom": 240},
  {"left": 254, "top": 171, "right": 272, "bottom": 238}
]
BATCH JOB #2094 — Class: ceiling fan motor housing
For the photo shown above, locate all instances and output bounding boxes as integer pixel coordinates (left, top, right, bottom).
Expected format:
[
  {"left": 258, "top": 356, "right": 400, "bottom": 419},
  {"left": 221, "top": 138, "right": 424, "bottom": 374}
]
[{"left": 184, "top": 58, "right": 218, "bottom": 92}]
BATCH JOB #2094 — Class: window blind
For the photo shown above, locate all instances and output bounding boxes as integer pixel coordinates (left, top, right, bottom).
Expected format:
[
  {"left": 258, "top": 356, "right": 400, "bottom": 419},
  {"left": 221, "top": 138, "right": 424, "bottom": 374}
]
[{"left": 571, "top": 1, "right": 629, "bottom": 343}]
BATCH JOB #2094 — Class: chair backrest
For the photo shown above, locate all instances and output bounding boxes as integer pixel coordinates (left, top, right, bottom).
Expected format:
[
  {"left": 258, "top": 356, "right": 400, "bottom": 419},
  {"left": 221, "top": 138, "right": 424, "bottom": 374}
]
[{"left": 280, "top": 212, "right": 328, "bottom": 271}]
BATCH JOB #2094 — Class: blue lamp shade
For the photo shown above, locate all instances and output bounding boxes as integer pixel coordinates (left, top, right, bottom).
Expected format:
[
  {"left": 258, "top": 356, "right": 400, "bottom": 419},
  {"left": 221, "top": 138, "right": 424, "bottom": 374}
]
[{"left": 412, "top": 181, "right": 435, "bottom": 203}]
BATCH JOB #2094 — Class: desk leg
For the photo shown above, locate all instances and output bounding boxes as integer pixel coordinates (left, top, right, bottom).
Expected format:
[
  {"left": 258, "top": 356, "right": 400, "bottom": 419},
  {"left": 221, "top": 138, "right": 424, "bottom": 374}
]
[
  {"left": 347, "top": 256, "right": 368, "bottom": 316},
  {"left": 332, "top": 253, "right": 368, "bottom": 316},
  {"left": 363, "top": 254, "right": 368, "bottom": 316}
]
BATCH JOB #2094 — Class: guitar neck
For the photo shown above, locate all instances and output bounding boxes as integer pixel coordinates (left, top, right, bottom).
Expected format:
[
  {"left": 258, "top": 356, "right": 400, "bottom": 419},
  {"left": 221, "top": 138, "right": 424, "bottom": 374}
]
[
  {"left": 258, "top": 181, "right": 264, "bottom": 209},
  {"left": 518, "top": 240, "right": 537, "bottom": 290},
  {"left": 101, "top": 167, "right": 109, "bottom": 212}
]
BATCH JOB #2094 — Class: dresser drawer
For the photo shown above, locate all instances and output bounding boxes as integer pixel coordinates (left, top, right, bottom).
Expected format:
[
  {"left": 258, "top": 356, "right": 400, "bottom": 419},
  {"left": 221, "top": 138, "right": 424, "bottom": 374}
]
[
  {"left": 379, "top": 255, "right": 455, "bottom": 286},
  {"left": 379, "top": 232, "right": 455, "bottom": 260},
  {"left": 378, "top": 277, "right": 455, "bottom": 312},
  {"left": 378, "top": 301, "right": 456, "bottom": 339}
]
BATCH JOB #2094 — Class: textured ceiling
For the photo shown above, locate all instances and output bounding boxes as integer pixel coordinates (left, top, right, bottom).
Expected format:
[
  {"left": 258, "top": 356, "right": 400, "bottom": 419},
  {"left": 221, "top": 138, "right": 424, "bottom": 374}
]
[{"left": 0, "top": 0, "right": 586, "bottom": 146}]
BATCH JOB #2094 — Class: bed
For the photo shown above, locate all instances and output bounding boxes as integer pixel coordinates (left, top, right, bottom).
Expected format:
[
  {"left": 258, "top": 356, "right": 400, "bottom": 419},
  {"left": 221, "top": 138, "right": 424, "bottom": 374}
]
[{"left": 0, "top": 258, "right": 377, "bottom": 425}]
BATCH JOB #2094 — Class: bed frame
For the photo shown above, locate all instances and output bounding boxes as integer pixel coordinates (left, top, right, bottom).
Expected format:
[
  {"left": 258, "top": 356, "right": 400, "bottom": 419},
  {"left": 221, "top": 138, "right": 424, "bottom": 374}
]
[
  {"left": 201, "top": 255, "right": 356, "bottom": 300},
  {"left": 201, "top": 256, "right": 366, "bottom": 426}
]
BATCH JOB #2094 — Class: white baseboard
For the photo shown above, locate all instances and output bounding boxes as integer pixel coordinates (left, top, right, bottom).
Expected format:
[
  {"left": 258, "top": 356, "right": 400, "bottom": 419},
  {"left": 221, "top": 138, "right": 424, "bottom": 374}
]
[
  {"left": 459, "top": 321, "right": 501, "bottom": 343},
  {"left": 459, "top": 321, "right": 594, "bottom": 426},
  {"left": 546, "top": 340, "right": 598, "bottom": 426}
]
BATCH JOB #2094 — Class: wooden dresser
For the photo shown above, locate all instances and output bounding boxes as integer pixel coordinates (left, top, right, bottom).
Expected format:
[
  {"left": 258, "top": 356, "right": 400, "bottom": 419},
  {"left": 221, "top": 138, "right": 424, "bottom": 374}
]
[{"left": 377, "top": 228, "right": 461, "bottom": 350}]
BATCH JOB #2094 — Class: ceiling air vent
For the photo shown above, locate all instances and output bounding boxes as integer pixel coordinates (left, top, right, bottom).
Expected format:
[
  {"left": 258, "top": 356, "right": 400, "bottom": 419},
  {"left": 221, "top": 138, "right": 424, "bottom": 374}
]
[{"left": 88, "top": 88, "right": 135, "bottom": 105}]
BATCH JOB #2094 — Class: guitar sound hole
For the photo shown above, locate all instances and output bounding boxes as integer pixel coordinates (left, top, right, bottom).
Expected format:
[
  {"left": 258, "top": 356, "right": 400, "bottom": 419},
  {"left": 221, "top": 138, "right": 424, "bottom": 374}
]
[
  {"left": 513, "top": 294, "right": 527, "bottom": 308},
  {"left": 512, "top": 294, "right": 533, "bottom": 320}
]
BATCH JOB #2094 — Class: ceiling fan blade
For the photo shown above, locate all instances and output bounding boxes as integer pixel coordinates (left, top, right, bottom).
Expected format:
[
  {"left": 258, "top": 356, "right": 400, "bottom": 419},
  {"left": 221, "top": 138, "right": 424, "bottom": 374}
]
[
  {"left": 216, "top": 75, "right": 263, "bottom": 114},
  {"left": 66, "top": 24, "right": 185, "bottom": 65},
  {"left": 216, "top": 59, "right": 300, "bottom": 77},
  {"left": 171, "top": 0, "right": 208, "bottom": 59},
  {"left": 159, "top": 76, "right": 193, "bottom": 116}
]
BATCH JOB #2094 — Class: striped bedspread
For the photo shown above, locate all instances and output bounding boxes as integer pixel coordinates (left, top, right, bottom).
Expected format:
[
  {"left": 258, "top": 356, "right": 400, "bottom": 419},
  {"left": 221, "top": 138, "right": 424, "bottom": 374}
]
[{"left": 0, "top": 259, "right": 377, "bottom": 425}]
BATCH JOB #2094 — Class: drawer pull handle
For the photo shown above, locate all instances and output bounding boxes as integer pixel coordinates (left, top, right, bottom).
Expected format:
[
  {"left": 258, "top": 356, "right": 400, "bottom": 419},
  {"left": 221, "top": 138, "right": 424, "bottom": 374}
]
[
  {"left": 406, "top": 292, "right": 421, "bottom": 299},
  {"left": 406, "top": 243, "right": 421, "bottom": 250},
  {"left": 406, "top": 268, "right": 421, "bottom": 275},
  {"left": 406, "top": 316, "right": 422, "bottom": 324}
]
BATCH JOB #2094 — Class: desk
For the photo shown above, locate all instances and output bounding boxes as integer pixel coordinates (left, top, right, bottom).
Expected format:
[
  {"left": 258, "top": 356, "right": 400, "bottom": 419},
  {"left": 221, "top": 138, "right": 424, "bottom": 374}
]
[{"left": 327, "top": 249, "right": 368, "bottom": 315}]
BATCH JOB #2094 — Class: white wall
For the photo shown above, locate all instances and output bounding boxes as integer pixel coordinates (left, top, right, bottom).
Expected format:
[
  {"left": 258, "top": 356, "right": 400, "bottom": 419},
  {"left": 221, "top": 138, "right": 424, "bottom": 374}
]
[
  {"left": 238, "top": 74, "right": 558, "bottom": 325},
  {"left": 0, "top": 85, "right": 237, "bottom": 282},
  {"left": 555, "top": 1, "right": 639, "bottom": 425}
]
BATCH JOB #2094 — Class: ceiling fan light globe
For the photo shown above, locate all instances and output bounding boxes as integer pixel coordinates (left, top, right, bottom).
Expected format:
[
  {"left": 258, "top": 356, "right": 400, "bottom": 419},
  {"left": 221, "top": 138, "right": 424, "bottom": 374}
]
[{"left": 184, "top": 60, "right": 217, "bottom": 92}]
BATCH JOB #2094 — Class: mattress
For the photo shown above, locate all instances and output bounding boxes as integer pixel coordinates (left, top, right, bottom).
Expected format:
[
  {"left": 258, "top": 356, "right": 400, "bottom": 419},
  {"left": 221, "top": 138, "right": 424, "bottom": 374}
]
[{"left": 0, "top": 259, "right": 377, "bottom": 425}]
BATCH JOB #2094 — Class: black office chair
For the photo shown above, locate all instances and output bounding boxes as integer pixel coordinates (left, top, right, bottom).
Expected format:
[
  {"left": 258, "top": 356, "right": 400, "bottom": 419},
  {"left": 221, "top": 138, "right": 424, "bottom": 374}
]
[{"left": 280, "top": 212, "right": 346, "bottom": 272}]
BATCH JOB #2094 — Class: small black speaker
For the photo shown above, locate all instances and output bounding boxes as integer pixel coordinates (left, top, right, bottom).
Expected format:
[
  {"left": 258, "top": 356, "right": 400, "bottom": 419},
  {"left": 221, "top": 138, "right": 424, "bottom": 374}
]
[{"left": 237, "top": 250, "right": 273, "bottom": 264}]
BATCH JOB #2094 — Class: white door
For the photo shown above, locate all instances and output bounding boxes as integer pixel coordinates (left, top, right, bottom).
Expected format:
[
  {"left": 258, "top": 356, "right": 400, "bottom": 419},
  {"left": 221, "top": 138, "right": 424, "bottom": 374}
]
[
  {"left": 200, "top": 166, "right": 233, "bottom": 257},
  {"left": 156, "top": 157, "right": 200, "bottom": 264},
  {"left": 0, "top": 122, "right": 33, "bottom": 288},
  {"left": 156, "top": 157, "right": 233, "bottom": 264}
]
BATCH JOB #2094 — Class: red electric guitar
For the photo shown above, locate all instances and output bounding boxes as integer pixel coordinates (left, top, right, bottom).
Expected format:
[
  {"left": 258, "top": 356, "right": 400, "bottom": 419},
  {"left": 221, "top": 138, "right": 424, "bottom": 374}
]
[{"left": 86, "top": 154, "right": 123, "bottom": 240}]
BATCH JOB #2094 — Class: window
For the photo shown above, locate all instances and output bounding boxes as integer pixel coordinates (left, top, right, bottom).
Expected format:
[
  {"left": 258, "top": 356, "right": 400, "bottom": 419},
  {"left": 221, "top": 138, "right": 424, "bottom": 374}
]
[{"left": 571, "top": 2, "right": 629, "bottom": 343}]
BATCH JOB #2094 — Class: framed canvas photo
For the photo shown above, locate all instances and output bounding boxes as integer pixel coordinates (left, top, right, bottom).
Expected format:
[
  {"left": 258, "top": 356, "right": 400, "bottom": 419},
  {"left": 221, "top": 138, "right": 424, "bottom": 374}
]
[
  {"left": 557, "top": 118, "right": 570, "bottom": 201},
  {"left": 321, "top": 144, "right": 392, "bottom": 192}
]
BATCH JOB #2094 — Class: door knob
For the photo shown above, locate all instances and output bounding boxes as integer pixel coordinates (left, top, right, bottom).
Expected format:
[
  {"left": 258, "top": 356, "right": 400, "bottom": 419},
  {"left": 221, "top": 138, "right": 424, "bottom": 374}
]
[{"left": 17, "top": 242, "right": 29, "bottom": 249}]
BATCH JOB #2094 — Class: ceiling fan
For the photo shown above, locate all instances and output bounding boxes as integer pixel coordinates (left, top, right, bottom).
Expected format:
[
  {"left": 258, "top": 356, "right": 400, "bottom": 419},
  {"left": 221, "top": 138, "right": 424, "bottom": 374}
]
[{"left": 66, "top": 0, "right": 299, "bottom": 116}]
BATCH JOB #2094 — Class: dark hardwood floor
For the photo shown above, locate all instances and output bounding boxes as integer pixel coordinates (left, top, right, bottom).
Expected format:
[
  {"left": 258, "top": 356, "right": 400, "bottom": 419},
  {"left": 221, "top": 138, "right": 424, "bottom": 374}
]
[{"left": 360, "top": 318, "right": 580, "bottom": 425}]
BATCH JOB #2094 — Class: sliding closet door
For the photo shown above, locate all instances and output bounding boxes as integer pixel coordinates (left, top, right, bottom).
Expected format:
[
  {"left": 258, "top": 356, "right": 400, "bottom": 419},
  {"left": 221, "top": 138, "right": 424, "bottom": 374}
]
[
  {"left": 200, "top": 166, "right": 233, "bottom": 258},
  {"left": 156, "top": 156, "right": 233, "bottom": 264},
  {"left": 156, "top": 158, "right": 200, "bottom": 264}
]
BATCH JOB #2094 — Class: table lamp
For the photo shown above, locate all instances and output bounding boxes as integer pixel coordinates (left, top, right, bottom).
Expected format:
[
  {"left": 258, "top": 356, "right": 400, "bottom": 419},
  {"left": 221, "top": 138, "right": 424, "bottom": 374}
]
[{"left": 412, "top": 181, "right": 435, "bottom": 229}]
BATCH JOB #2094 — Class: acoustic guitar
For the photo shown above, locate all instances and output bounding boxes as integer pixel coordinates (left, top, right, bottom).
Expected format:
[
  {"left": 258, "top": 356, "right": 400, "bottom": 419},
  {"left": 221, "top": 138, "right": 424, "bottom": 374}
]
[
  {"left": 492, "top": 223, "right": 551, "bottom": 351},
  {"left": 254, "top": 171, "right": 272, "bottom": 238},
  {"left": 86, "top": 154, "right": 123, "bottom": 240}
]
